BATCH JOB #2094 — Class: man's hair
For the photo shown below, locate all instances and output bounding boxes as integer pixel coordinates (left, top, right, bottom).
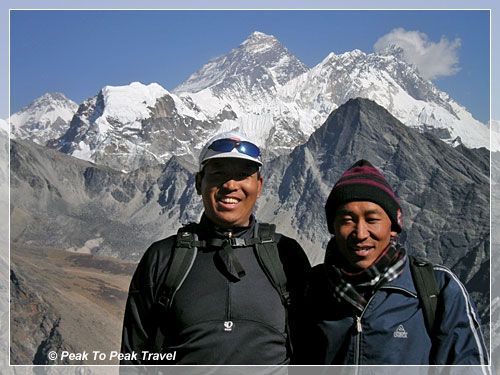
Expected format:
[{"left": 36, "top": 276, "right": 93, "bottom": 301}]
[{"left": 198, "top": 164, "right": 262, "bottom": 179}]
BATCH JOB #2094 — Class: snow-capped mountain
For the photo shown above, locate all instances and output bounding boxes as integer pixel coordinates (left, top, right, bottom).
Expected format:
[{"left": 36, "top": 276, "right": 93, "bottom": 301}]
[
  {"left": 280, "top": 46, "right": 491, "bottom": 150},
  {"left": 48, "top": 33, "right": 313, "bottom": 171},
  {"left": 174, "top": 31, "right": 308, "bottom": 99},
  {"left": 173, "top": 33, "right": 492, "bottom": 155},
  {"left": 56, "top": 82, "right": 222, "bottom": 171},
  {"left": 10, "top": 93, "right": 78, "bottom": 146},
  {"left": 10, "top": 31, "right": 495, "bottom": 172},
  {"left": 173, "top": 31, "right": 312, "bottom": 153}
]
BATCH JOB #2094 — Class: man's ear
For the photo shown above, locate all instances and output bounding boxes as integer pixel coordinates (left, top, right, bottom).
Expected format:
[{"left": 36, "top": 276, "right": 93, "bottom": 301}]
[
  {"left": 195, "top": 172, "right": 202, "bottom": 195},
  {"left": 257, "top": 175, "right": 263, "bottom": 198}
]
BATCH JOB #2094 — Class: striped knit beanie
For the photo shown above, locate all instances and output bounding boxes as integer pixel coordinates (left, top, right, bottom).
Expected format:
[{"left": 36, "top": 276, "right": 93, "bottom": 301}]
[{"left": 325, "top": 160, "right": 402, "bottom": 233}]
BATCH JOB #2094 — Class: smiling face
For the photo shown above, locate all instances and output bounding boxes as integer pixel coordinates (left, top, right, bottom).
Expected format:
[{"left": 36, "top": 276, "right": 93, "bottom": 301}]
[
  {"left": 196, "top": 158, "right": 263, "bottom": 229},
  {"left": 333, "top": 201, "right": 397, "bottom": 270}
]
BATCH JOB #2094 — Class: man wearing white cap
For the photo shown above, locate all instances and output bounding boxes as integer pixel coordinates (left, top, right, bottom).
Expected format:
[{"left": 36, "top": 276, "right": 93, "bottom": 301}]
[{"left": 120, "top": 131, "right": 311, "bottom": 365}]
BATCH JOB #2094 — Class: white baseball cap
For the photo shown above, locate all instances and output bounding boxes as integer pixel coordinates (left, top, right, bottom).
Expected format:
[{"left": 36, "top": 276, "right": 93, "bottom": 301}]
[{"left": 198, "top": 130, "right": 262, "bottom": 171}]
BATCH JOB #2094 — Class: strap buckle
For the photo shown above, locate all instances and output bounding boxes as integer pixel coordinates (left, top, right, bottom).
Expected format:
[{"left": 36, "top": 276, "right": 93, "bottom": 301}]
[
  {"left": 157, "top": 294, "right": 172, "bottom": 309},
  {"left": 228, "top": 237, "right": 247, "bottom": 247},
  {"left": 177, "top": 231, "right": 194, "bottom": 248}
]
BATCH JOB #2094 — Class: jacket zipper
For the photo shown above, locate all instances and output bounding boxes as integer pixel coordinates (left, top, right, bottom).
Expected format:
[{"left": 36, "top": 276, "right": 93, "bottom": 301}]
[
  {"left": 355, "top": 315, "right": 362, "bottom": 374},
  {"left": 354, "top": 293, "right": 377, "bottom": 368},
  {"left": 224, "top": 231, "right": 233, "bottom": 332},
  {"left": 381, "top": 285, "right": 418, "bottom": 298}
]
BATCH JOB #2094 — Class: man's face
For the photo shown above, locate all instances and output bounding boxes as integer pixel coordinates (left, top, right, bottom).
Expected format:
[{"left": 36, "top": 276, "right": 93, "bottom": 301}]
[
  {"left": 196, "top": 158, "right": 263, "bottom": 229},
  {"left": 333, "top": 201, "right": 397, "bottom": 270}
]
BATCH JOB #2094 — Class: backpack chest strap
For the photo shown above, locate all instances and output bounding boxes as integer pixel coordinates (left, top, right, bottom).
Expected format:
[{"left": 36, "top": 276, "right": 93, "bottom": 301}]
[{"left": 202, "top": 237, "right": 261, "bottom": 249}]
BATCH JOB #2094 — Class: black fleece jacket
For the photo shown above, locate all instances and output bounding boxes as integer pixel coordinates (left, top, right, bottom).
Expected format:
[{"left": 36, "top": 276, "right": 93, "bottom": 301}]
[{"left": 120, "top": 215, "right": 311, "bottom": 365}]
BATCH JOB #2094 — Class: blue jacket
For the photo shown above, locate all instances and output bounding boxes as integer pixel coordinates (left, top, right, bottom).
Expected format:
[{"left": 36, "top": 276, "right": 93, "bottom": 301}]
[{"left": 301, "top": 256, "right": 489, "bottom": 367}]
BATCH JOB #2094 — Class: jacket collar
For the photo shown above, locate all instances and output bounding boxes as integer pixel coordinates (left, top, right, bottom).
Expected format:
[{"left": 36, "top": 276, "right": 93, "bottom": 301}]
[
  {"left": 380, "top": 255, "right": 417, "bottom": 295},
  {"left": 198, "top": 213, "right": 256, "bottom": 240}
]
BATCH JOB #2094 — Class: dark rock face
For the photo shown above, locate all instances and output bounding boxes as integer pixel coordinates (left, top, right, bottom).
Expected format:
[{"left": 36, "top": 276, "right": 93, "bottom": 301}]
[
  {"left": 263, "top": 98, "right": 489, "bottom": 265},
  {"left": 10, "top": 98, "right": 490, "bottom": 362},
  {"left": 10, "top": 138, "right": 202, "bottom": 261},
  {"left": 259, "top": 98, "right": 489, "bottom": 341},
  {"left": 32, "top": 317, "right": 66, "bottom": 365},
  {"left": 10, "top": 266, "right": 72, "bottom": 365},
  {"left": 57, "top": 94, "right": 104, "bottom": 154}
]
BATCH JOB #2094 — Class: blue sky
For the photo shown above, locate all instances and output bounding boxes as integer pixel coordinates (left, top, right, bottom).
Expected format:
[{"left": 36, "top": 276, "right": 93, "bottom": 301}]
[{"left": 8, "top": 9, "right": 492, "bottom": 124}]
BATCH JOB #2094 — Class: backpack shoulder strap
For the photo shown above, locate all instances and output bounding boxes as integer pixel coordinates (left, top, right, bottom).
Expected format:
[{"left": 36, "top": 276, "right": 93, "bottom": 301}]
[
  {"left": 149, "top": 223, "right": 200, "bottom": 353},
  {"left": 156, "top": 224, "right": 200, "bottom": 309},
  {"left": 409, "top": 255, "right": 439, "bottom": 337},
  {"left": 253, "top": 222, "right": 293, "bottom": 355},
  {"left": 253, "top": 222, "right": 290, "bottom": 307}
]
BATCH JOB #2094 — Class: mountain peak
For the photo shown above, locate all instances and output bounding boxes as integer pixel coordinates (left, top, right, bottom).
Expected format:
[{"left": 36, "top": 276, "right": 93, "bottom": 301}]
[
  {"left": 40, "top": 92, "right": 71, "bottom": 101},
  {"left": 249, "top": 31, "right": 270, "bottom": 37},
  {"left": 321, "top": 49, "right": 366, "bottom": 65},
  {"left": 324, "top": 97, "right": 395, "bottom": 131},
  {"left": 241, "top": 31, "right": 278, "bottom": 46},
  {"left": 173, "top": 31, "right": 308, "bottom": 94},
  {"left": 10, "top": 92, "right": 79, "bottom": 146},
  {"left": 237, "top": 31, "right": 285, "bottom": 57},
  {"left": 306, "top": 97, "right": 425, "bottom": 169},
  {"left": 28, "top": 92, "right": 76, "bottom": 110}
]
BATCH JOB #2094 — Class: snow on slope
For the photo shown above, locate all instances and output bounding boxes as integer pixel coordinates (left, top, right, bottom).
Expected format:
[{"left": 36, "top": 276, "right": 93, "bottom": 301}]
[
  {"left": 95, "top": 82, "right": 170, "bottom": 134},
  {"left": 280, "top": 48, "right": 493, "bottom": 150},
  {"left": 176, "top": 43, "right": 493, "bottom": 153},
  {"left": 56, "top": 81, "right": 224, "bottom": 171},
  {"left": 10, "top": 93, "right": 78, "bottom": 145},
  {"left": 0, "top": 119, "right": 8, "bottom": 134},
  {"left": 491, "top": 120, "right": 500, "bottom": 151},
  {"left": 172, "top": 31, "right": 313, "bottom": 155},
  {"left": 175, "top": 31, "right": 308, "bottom": 96}
]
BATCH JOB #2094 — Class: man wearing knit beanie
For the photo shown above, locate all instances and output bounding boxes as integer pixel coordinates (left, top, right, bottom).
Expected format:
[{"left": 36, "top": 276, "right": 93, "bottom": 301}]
[{"left": 298, "top": 160, "right": 489, "bottom": 367}]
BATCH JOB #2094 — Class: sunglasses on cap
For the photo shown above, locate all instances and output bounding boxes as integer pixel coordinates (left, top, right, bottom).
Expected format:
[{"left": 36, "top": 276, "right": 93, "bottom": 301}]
[{"left": 208, "top": 138, "right": 261, "bottom": 157}]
